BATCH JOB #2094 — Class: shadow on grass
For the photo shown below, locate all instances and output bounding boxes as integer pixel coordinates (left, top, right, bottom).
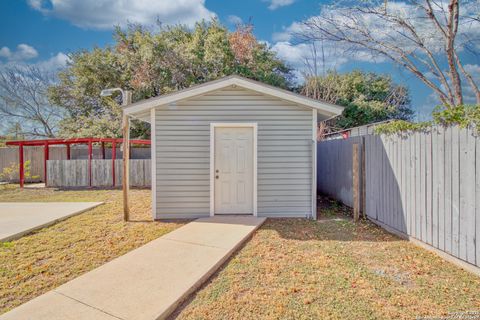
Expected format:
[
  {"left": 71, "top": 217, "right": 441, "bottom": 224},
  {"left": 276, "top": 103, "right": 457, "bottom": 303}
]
[{"left": 259, "top": 197, "right": 405, "bottom": 243}]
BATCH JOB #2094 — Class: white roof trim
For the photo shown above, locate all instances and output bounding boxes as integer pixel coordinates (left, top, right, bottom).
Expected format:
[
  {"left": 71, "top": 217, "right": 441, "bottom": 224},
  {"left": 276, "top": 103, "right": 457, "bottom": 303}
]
[{"left": 123, "top": 75, "right": 344, "bottom": 117}]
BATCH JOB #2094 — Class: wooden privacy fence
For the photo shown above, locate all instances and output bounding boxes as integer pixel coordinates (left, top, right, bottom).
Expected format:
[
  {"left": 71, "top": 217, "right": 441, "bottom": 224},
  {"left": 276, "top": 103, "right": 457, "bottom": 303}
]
[
  {"left": 317, "top": 136, "right": 365, "bottom": 210},
  {"left": 317, "top": 125, "right": 480, "bottom": 269},
  {"left": 47, "top": 159, "right": 151, "bottom": 187},
  {"left": 0, "top": 146, "right": 150, "bottom": 182}
]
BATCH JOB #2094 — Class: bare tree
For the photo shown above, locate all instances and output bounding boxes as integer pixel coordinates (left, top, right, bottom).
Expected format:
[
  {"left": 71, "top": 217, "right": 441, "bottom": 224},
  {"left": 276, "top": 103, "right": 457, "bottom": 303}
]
[
  {"left": 0, "top": 65, "right": 63, "bottom": 138},
  {"left": 298, "top": 0, "right": 480, "bottom": 107}
]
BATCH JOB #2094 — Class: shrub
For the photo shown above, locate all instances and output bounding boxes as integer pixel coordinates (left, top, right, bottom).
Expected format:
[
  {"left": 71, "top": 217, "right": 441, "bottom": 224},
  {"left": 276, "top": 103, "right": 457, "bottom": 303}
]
[{"left": 0, "top": 160, "right": 39, "bottom": 182}]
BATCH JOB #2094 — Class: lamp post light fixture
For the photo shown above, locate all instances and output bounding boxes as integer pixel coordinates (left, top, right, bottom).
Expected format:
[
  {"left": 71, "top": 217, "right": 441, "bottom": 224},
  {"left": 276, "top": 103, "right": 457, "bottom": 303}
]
[{"left": 100, "top": 87, "right": 132, "bottom": 221}]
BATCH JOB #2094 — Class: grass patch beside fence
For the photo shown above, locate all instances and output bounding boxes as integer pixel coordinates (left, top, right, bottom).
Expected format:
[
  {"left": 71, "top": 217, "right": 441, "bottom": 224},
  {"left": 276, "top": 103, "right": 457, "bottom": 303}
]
[
  {"left": 174, "top": 205, "right": 480, "bottom": 319},
  {"left": 0, "top": 186, "right": 186, "bottom": 314}
]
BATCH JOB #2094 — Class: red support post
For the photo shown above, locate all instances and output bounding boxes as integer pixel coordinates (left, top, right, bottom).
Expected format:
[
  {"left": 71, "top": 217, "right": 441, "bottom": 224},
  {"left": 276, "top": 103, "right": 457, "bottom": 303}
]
[
  {"left": 101, "top": 142, "right": 105, "bottom": 159},
  {"left": 112, "top": 141, "right": 116, "bottom": 187},
  {"left": 44, "top": 142, "right": 49, "bottom": 186},
  {"left": 88, "top": 139, "right": 93, "bottom": 187},
  {"left": 66, "top": 143, "right": 71, "bottom": 160},
  {"left": 19, "top": 143, "right": 24, "bottom": 188}
]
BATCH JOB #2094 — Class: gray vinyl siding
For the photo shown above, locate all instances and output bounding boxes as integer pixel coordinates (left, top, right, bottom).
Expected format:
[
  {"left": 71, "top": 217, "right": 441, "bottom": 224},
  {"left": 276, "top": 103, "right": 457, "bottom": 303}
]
[{"left": 154, "top": 86, "right": 313, "bottom": 218}]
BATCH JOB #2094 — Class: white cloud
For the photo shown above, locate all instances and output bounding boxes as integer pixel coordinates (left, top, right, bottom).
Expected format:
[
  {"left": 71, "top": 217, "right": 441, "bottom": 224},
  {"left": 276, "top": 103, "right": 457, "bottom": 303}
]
[
  {"left": 36, "top": 52, "right": 70, "bottom": 71},
  {"left": 272, "top": 21, "right": 304, "bottom": 42},
  {"left": 271, "top": 1, "right": 479, "bottom": 83},
  {"left": 263, "top": 0, "right": 295, "bottom": 10},
  {"left": 300, "top": 2, "right": 479, "bottom": 57},
  {"left": 0, "top": 43, "right": 67, "bottom": 72},
  {"left": 425, "top": 63, "right": 480, "bottom": 105},
  {"left": 418, "top": 63, "right": 480, "bottom": 119},
  {"left": 28, "top": 0, "right": 216, "bottom": 30},
  {"left": 0, "top": 51, "right": 70, "bottom": 73},
  {"left": 227, "top": 15, "right": 243, "bottom": 25},
  {"left": 0, "top": 44, "right": 38, "bottom": 61},
  {"left": 462, "top": 64, "right": 480, "bottom": 104},
  {"left": 0, "top": 47, "right": 11, "bottom": 59},
  {"left": 271, "top": 41, "right": 348, "bottom": 83}
]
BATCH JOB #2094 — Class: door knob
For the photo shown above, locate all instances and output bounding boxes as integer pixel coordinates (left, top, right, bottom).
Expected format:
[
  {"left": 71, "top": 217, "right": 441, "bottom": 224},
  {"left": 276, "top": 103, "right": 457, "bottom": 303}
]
[
  {"left": 215, "top": 175, "right": 219, "bottom": 179},
  {"left": 215, "top": 169, "right": 219, "bottom": 173}
]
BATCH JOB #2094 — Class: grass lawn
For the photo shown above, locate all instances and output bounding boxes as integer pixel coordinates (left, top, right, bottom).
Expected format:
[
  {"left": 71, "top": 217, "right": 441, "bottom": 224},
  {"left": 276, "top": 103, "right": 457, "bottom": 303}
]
[
  {"left": 174, "top": 199, "right": 480, "bottom": 320},
  {"left": 0, "top": 185, "right": 186, "bottom": 314}
]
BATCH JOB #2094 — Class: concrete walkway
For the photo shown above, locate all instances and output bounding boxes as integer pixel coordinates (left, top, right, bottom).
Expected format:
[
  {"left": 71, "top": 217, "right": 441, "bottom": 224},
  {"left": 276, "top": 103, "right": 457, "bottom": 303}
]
[
  {"left": 0, "top": 216, "right": 266, "bottom": 320},
  {"left": 0, "top": 202, "right": 103, "bottom": 242}
]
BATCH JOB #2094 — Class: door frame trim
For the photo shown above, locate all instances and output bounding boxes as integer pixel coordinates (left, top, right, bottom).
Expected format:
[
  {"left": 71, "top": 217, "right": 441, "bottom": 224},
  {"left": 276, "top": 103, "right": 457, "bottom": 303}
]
[{"left": 209, "top": 123, "right": 257, "bottom": 217}]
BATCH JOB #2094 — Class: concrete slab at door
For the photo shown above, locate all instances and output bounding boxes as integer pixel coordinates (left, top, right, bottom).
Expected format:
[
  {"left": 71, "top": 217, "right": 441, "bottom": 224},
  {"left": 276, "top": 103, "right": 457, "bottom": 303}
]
[
  {"left": 0, "top": 216, "right": 266, "bottom": 320},
  {"left": 163, "top": 216, "right": 262, "bottom": 249},
  {"left": 0, "top": 202, "right": 103, "bottom": 242}
]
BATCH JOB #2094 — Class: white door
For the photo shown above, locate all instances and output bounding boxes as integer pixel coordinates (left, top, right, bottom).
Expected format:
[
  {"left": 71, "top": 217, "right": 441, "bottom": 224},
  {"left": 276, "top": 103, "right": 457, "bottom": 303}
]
[{"left": 214, "top": 127, "right": 254, "bottom": 214}]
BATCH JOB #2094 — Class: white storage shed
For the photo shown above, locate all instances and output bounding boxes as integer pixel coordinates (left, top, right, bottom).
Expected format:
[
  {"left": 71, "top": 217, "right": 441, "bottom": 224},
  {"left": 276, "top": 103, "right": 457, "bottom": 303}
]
[{"left": 123, "top": 75, "right": 343, "bottom": 219}]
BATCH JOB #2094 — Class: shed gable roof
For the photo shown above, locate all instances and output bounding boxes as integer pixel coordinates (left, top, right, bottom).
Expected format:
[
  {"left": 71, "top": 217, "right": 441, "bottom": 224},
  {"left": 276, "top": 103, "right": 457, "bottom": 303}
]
[{"left": 123, "top": 75, "right": 343, "bottom": 120}]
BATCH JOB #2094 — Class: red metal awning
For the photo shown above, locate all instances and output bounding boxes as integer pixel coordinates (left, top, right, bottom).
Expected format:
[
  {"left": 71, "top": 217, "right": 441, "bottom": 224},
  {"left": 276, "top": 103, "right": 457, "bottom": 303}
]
[
  {"left": 6, "top": 137, "right": 150, "bottom": 146},
  {"left": 5, "top": 137, "right": 150, "bottom": 188}
]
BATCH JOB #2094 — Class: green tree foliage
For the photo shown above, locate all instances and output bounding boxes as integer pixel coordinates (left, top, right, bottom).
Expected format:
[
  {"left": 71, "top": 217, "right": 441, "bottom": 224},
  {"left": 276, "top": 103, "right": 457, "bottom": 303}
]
[
  {"left": 50, "top": 20, "right": 292, "bottom": 138},
  {"left": 374, "top": 104, "right": 480, "bottom": 135},
  {"left": 301, "top": 70, "right": 413, "bottom": 129}
]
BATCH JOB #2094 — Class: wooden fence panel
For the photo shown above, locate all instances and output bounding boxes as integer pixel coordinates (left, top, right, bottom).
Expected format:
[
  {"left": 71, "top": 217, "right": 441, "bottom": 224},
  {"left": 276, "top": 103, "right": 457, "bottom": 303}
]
[
  {"left": 47, "top": 160, "right": 88, "bottom": 187},
  {"left": 409, "top": 133, "right": 416, "bottom": 238},
  {"left": 47, "top": 159, "right": 151, "bottom": 188},
  {"left": 463, "top": 128, "right": 476, "bottom": 264},
  {"left": 317, "top": 136, "right": 363, "bottom": 208},
  {"left": 432, "top": 128, "right": 439, "bottom": 248},
  {"left": 476, "top": 134, "right": 480, "bottom": 267},
  {"left": 437, "top": 126, "right": 445, "bottom": 251},
  {"left": 91, "top": 160, "right": 112, "bottom": 187},
  {"left": 317, "top": 125, "right": 480, "bottom": 268},
  {"left": 444, "top": 126, "right": 453, "bottom": 254},
  {"left": 451, "top": 126, "right": 460, "bottom": 258},
  {"left": 426, "top": 132, "right": 432, "bottom": 245}
]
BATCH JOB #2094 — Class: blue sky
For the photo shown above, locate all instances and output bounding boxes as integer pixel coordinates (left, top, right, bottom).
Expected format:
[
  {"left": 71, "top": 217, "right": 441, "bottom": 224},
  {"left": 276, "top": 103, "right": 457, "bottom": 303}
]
[{"left": 0, "top": 0, "right": 478, "bottom": 120}]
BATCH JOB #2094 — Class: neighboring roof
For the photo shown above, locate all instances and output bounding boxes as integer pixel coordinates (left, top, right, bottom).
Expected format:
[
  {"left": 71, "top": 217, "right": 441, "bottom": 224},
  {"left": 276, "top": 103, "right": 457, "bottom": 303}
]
[{"left": 123, "top": 75, "right": 344, "bottom": 120}]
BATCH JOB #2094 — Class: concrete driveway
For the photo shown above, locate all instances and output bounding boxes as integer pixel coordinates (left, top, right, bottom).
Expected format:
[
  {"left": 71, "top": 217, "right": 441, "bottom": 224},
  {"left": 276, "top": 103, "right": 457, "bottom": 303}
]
[{"left": 0, "top": 202, "right": 103, "bottom": 242}]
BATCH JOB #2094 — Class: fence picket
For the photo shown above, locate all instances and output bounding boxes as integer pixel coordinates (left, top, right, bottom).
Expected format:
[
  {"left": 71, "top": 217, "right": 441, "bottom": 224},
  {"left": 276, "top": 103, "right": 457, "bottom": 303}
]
[{"left": 426, "top": 131, "right": 433, "bottom": 245}]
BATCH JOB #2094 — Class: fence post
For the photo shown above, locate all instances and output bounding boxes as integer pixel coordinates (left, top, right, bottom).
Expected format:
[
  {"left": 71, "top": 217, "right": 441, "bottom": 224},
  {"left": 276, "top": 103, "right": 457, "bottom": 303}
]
[
  {"left": 361, "top": 137, "right": 366, "bottom": 219},
  {"left": 88, "top": 139, "right": 92, "bottom": 187},
  {"left": 19, "top": 143, "right": 24, "bottom": 188},
  {"left": 44, "top": 142, "right": 49, "bottom": 186},
  {"left": 66, "top": 143, "right": 71, "bottom": 160},
  {"left": 353, "top": 143, "right": 360, "bottom": 221},
  {"left": 112, "top": 141, "right": 116, "bottom": 187},
  {"left": 123, "top": 113, "right": 131, "bottom": 221}
]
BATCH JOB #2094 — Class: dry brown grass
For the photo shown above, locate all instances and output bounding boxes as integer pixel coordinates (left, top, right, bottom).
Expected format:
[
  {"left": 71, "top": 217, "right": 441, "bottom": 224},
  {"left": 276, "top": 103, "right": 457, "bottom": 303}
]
[
  {"left": 175, "top": 208, "right": 480, "bottom": 319},
  {"left": 0, "top": 186, "right": 186, "bottom": 314}
]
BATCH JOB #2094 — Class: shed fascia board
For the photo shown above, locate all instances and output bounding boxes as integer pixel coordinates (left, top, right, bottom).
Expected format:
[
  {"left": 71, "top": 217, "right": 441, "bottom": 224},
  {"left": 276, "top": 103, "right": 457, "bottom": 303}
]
[{"left": 123, "top": 76, "right": 343, "bottom": 117}]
